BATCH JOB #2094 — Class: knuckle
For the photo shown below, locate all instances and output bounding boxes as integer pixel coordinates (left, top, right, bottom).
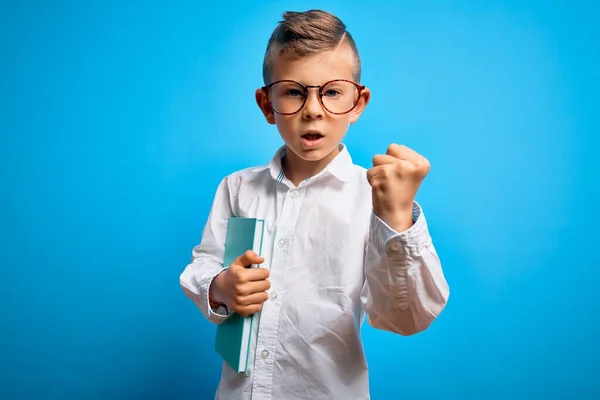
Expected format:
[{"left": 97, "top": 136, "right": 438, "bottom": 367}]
[
  {"left": 379, "top": 166, "right": 388, "bottom": 178},
  {"left": 240, "top": 272, "right": 251, "bottom": 283},
  {"left": 242, "top": 283, "right": 252, "bottom": 295},
  {"left": 422, "top": 158, "right": 431, "bottom": 172},
  {"left": 232, "top": 267, "right": 243, "bottom": 278},
  {"left": 382, "top": 164, "right": 394, "bottom": 178},
  {"left": 413, "top": 163, "right": 422, "bottom": 175},
  {"left": 235, "top": 285, "right": 246, "bottom": 296}
]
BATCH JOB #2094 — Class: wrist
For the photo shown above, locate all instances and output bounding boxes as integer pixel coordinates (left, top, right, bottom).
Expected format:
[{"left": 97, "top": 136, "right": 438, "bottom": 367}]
[
  {"left": 209, "top": 271, "right": 226, "bottom": 307},
  {"left": 382, "top": 208, "right": 414, "bottom": 232}
]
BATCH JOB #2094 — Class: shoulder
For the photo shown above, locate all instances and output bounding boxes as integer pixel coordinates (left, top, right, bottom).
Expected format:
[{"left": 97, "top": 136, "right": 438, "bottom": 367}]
[
  {"left": 222, "top": 163, "right": 271, "bottom": 186},
  {"left": 221, "top": 163, "right": 276, "bottom": 217},
  {"left": 216, "top": 163, "right": 272, "bottom": 202}
]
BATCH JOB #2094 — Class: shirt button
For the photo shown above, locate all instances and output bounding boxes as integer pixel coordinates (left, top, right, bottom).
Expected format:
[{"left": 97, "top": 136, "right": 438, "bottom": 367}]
[
  {"left": 290, "top": 190, "right": 299, "bottom": 198},
  {"left": 261, "top": 350, "right": 270, "bottom": 359},
  {"left": 278, "top": 238, "right": 287, "bottom": 248},
  {"left": 390, "top": 241, "right": 401, "bottom": 252},
  {"left": 270, "top": 291, "right": 278, "bottom": 300}
]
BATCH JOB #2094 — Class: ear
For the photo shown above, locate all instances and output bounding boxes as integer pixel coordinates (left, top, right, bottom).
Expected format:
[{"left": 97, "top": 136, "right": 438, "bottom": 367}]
[
  {"left": 255, "top": 88, "right": 276, "bottom": 125},
  {"left": 349, "top": 87, "right": 371, "bottom": 124}
]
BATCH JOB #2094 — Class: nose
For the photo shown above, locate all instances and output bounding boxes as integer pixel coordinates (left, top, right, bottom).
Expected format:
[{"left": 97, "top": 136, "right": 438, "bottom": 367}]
[{"left": 301, "top": 87, "right": 324, "bottom": 120}]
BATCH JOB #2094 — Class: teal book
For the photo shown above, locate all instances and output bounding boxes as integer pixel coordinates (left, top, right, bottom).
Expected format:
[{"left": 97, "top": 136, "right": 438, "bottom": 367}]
[{"left": 214, "top": 217, "right": 265, "bottom": 374}]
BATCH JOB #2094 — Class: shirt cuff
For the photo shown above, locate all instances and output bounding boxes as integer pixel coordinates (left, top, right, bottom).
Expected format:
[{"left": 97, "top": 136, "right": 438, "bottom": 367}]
[
  {"left": 370, "top": 202, "right": 431, "bottom": 255},
  {"left": 203, "top": 269, "right": 232, "bottom": 322}
]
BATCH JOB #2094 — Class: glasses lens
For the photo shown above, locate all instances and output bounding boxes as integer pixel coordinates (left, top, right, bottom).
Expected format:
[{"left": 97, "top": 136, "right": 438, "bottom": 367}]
[
  {"left": 268, "top": 81, "right": 306, "bottom": 114},
  {"left": 321, "top": 81, "right": 359, "bottom": 114}
]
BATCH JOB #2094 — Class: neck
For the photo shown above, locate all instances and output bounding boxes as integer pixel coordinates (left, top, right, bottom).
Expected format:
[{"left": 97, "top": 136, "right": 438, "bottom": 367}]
[{"left": 282, "top": 145, "right": 341, "bottom": 187}]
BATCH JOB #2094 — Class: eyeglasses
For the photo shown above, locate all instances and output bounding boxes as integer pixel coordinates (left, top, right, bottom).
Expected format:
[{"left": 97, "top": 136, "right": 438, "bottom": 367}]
[{"left": 261, "top": 79, "right": 366, "bottom": 115}]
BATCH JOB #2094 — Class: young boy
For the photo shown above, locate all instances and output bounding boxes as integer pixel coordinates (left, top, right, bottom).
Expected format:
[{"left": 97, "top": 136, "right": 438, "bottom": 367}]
[{"left": 180, "top": 9, "right": 449, "bottom": 400}]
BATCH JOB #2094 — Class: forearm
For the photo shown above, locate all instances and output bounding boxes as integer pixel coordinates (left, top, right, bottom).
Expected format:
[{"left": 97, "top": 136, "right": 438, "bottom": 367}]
[
  {"left": 364, "top": 204, "right": 449, "bottom": 335},
  {"left": 180, "top": 175, "right": 236, "bottom": 324},
  {"left": 180, "top": 254, "right": 231, "bottom": 324}
]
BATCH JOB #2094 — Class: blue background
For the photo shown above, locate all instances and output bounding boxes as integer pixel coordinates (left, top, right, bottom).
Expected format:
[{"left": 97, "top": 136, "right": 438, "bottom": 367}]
[{"left": 1, "top": 0, "right": 598, "bottom": 399}]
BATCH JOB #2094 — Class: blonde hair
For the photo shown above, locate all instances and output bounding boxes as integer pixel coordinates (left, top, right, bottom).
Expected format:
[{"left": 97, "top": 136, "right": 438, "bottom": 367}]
[{"left": 262, "top": 10, "right": 361, "bottom": 84}]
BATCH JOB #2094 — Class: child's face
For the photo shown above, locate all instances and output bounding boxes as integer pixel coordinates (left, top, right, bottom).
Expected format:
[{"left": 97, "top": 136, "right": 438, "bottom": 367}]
[{"left": 256, "top": 45, "right": 370, "bottom": 163}]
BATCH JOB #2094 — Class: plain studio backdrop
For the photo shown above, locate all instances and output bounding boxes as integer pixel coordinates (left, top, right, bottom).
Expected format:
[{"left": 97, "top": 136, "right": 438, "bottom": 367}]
[{"left": 1, "top": 1, "right": 598, "bottom": 399}]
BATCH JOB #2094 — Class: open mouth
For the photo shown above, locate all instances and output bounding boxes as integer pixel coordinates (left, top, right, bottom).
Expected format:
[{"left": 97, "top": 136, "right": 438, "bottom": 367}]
[{"left": 301, "top": 132, "right": 324, "bottom": 141}]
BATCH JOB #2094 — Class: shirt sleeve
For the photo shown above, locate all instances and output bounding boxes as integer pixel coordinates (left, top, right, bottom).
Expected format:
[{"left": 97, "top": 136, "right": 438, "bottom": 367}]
[
  {"left": 362, "top": 202, "right": 450, "bottom": 335},
  {"left": 179, "top": 176, "right": 234, "bottom": 324}
]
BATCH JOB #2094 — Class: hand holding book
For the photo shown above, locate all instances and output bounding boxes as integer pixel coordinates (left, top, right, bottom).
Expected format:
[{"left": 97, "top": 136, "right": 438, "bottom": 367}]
[
  {"left": 213, "top": 217, "right": 266, "bottom": 374},
  {"left": 210, "top": 250, "right": 271, "bottom": 317}
]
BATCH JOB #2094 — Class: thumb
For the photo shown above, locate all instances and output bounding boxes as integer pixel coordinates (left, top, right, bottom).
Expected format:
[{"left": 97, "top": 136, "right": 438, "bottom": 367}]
[
  {"left": 234, "top": 250, "right": 264, "bottom": 268},
  {"left": 372, "top": 154, "right": 397, "bottom": 167}
]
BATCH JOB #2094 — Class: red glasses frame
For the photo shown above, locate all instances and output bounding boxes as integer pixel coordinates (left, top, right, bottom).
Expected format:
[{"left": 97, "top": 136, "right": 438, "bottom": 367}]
[{"left": 261, "top": 79, "right": 366, "bottom": 115}]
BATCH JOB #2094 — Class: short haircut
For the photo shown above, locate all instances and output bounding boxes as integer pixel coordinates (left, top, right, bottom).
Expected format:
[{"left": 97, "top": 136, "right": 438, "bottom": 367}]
[{"left": 262, "top": 10, "right": 361, "bottom": 84}]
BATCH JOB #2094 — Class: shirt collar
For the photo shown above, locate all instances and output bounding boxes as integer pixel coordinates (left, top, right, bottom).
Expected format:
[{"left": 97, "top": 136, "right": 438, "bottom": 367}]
[{"left": 252, "top": 143, "right": 355, "bottom": 183}]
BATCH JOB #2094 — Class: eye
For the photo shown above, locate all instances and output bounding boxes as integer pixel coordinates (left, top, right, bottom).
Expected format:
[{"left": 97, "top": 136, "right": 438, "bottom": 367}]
[
  {"left": 323, "top": 89, "right": 342, "bottom": 97},
  {"left": 284, "top": 89, "right": 304, "bottom": 97}
]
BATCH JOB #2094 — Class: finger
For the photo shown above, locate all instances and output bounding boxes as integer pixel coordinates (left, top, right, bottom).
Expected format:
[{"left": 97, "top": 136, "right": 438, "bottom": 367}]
[
  {"left": 372, "top": 154, "right": 397, "bottom": 167},
  {"left": 386, "top": 144, "right": 421, "bottom": 162},
  {"left": 386, "top": 145, "right": 430, "bottom": 174},
  {"left": 367, "top": 164, "right": 384, "bottom": 182},
  {"left": 237, "top": 303, "right": 263, "bottom": 317},
  {"left": 367, "top": 163, "right": 392, "bottom": 183},
  {"left": 236, "top": 279, "right": 269, "bottom": 296},
  {"left": 245, "top": 267, "right": 270, "bottom": 282},
  {"left": 234, "top": 250, "right": 265, "bottom": 267},
  {"left": 368, "top": 159, "right": 418, "bottom": 184},
  {"left": 239, "top": 291, "right": 269, "bottom": 306},
  {"left": 242, "top": 279, "right": 271, "bottom": 294}
]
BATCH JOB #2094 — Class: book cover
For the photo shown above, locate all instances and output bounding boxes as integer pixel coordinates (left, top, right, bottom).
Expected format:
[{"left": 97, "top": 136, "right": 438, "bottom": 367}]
[{"left": 214, "top": 217, "right": 265, "bottom": 374}]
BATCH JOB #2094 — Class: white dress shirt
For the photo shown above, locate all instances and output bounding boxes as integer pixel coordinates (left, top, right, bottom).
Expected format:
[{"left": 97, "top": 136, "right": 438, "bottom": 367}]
[{"left": 180, "top": 144, "right": 449, "bottom": 400}]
